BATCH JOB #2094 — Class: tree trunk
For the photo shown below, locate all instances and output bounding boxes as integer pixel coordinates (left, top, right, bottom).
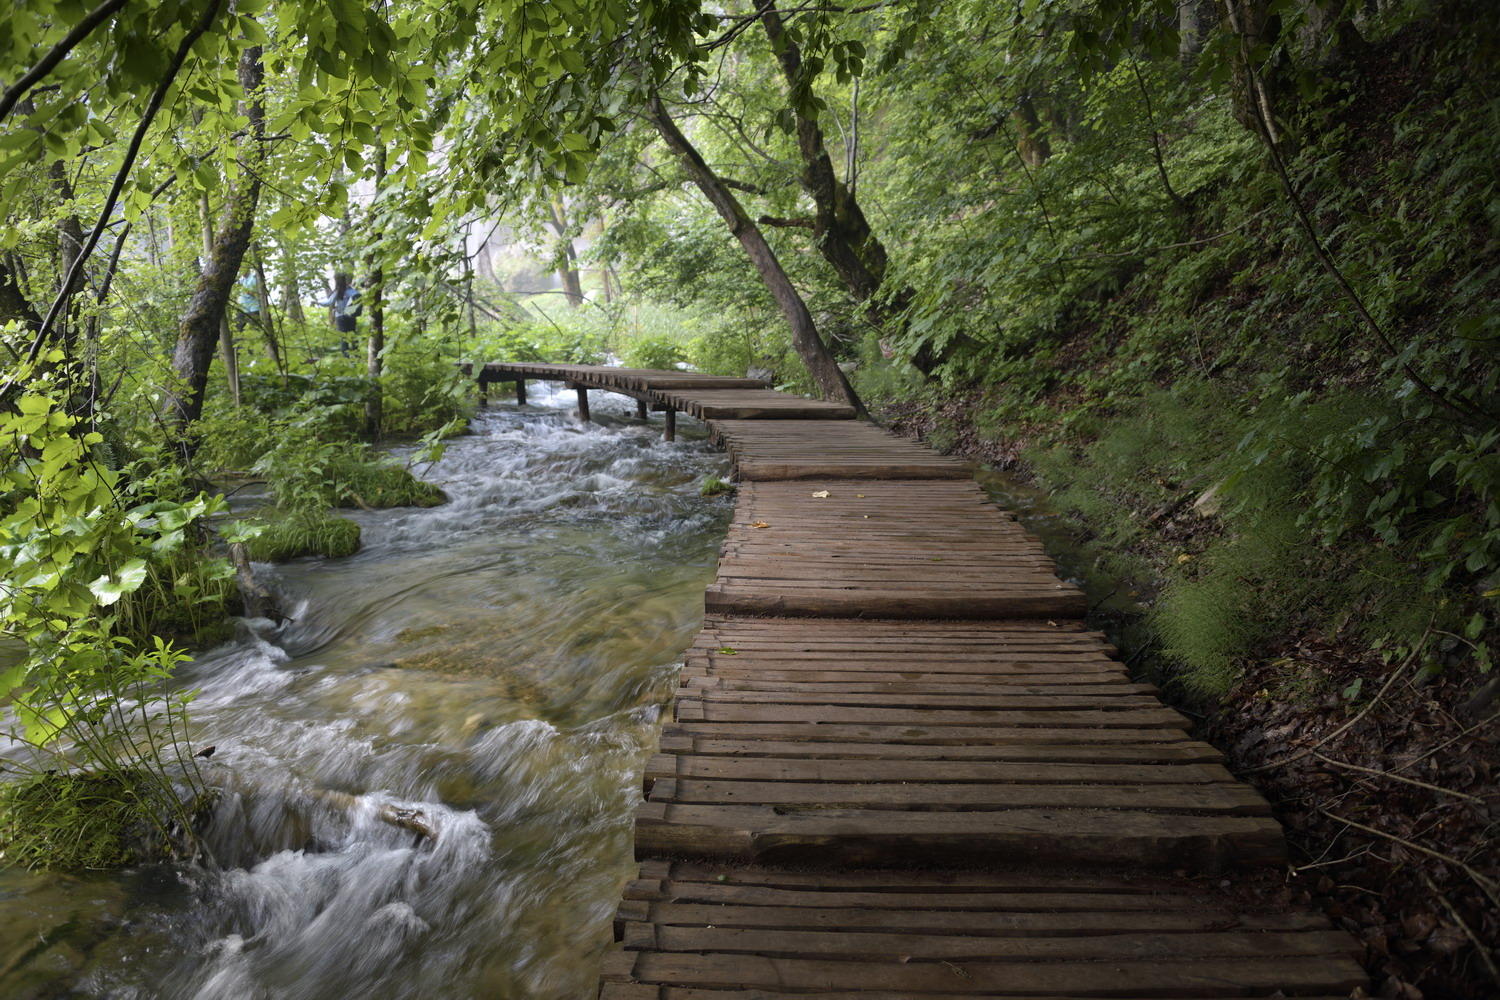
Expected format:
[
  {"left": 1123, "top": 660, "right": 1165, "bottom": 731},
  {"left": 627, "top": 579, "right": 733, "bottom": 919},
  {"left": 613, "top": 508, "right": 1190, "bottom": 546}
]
[
  {"left": 647, "top": 94, "right": 865, "bottom": 415},
  {"left": 278, "top": 237, "right": 305, "bottom": 323},
  {"left": 0, "top": 257, "right": 42, "bottom": 338},
  {"left": 200, "top": 190, "right": 240, "bottom": 406},
  {"left": 364, "top": 144, "right": 387, "bottom": 439},
  {"left": 328, "top": 270, "right": 349, "bottom": 330},
  {"left": 167, "top": 45, "right": 263, "bottom": 449},
  {"left": 547, "top": 199, "right": 584, "bottom": 307},
  {"left": 1224, "top": 0, "right": 1284, "bottom": 138},
  {"left": 40, "top": 157, "right": 91, "bottom": 410},
  {"left": 251, "top": 244, "right": 283, "bottom": 371},
  {"left": 47, "top": 160, "right": 85, "bottom": 360},
  {"left": 755, "top": 2, "right": 963, "bottom": 376},
  {"left": 1013, "top": 95, "right": 1052, "bottom": 168},
  {"left": 1179, "top": 0, "right": 1210, "bottom": 63}
]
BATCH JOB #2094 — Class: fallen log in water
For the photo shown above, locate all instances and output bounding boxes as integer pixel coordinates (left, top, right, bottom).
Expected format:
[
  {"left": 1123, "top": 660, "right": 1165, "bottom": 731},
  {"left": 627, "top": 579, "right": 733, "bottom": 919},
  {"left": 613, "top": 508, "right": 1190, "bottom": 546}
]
[{"left": 307, "top": 789, "right": 436, "bottom": 841}]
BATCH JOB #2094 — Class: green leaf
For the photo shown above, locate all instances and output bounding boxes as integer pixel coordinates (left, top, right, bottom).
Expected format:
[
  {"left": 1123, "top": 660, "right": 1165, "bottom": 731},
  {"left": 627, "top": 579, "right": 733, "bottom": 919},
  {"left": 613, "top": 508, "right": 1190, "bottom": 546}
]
[{"left": 88, "top": 559, "right": 148, "bottom": 606}]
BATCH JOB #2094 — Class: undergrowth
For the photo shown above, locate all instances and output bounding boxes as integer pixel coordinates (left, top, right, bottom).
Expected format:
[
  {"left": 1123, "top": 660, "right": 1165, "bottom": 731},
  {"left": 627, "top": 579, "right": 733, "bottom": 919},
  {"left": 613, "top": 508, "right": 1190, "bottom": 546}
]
[
  {"left": 238, "top": 509, "right": 363, "bottom": 562},
  {"left": 0, "top": 771, "right": 160, "bottom": 870}
]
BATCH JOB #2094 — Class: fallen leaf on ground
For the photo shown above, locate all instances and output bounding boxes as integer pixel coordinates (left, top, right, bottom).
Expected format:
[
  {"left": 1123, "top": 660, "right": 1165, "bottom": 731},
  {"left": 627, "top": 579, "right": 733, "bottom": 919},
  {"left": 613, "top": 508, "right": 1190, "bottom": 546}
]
[
  {"left": 750, "top": 520, "right": 770, "bottom": 528},
  {"left": 811, "top": 490, "right": 830, "bottom": 498}
]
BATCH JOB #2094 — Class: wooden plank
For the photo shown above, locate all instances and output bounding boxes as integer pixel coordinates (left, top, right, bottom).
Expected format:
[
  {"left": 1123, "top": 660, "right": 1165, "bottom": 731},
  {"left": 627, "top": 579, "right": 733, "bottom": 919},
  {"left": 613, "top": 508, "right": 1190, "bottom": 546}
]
[
  {"left": 621, "top": 881, "right": 1210, "bottom": 910},
  {"left": 644, "top": 757, "right": 1240, "bottom": 785},
  {"left": 646, "top": 779, "right": 1271, "bottom": 815},
  {"left": 622, "top": 902, "right": 1332, "bottom": 935},
  {"left": 627, "top": 925, "right": 1359, "bottom": 962},
  {"left": 607, "top": 951, "right": 1366, "bottom": 995},
  {"left": 663, "top": 722, "right": 1198, "bottom": 744},
  {"left": 655, "top": 738, "right": 1225, "bottom": 764},
  {"left": 634, "top": 803, "right": 1287, "bottom": 870},
  {"left": 705, "top": 586, "right": 1090, "bottom": 620},
  {"left": 672, "top": 701, "right": 1192, "bottom": 728}
]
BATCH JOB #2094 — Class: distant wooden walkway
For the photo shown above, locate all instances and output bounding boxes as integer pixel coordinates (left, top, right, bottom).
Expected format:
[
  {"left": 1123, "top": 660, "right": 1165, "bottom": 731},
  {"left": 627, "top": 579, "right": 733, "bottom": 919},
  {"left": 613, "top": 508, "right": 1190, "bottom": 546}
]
[{"left": 475, "top": 363, "right": 1366, "bottom": 999}]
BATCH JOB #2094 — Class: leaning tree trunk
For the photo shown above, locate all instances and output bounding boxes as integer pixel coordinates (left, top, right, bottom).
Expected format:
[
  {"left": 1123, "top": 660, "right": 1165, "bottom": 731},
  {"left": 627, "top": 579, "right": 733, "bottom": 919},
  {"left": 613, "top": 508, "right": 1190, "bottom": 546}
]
[
  {"left": 199, "top": 189, "right": 240, "bottom": 406},
  {"left": 547, "top": 199, "right": 584, "bottom": 307},
  {"left": 364, "top": 143, "right": 387, "bottom": 439},
  {"left": 167, "top": 44, "right": 263, "bottom": 450},
  {"left": 47, "top": 160, "right": 85, "bottom": 360},
  {"left": 648, "top": 94, "right": 865, "bottom": 416},
  {"left": 755, "top": 2, "right": 965, "bottom": 376}
]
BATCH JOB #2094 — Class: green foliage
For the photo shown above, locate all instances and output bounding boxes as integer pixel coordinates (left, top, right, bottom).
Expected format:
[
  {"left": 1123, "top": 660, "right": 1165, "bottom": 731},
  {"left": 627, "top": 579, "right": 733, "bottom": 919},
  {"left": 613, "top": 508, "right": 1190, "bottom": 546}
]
[
  {"left": 237, "top": 509, "right": 362, "bottom": 561},
  {"left": 620, "top": 334, "right": 686, "bottom": 371},
  {"left": 0, "top": 771, "right": 157, "bottom": 871},
  {"left": 469, "top": 315, "right": 608, "bottom": 366},
  {"left": 251, "top": 421, "right": 446, "bottom": 512},
  {"left": 699, "top": 475, "right": 734, "bottom": 497},
  {"left": 1027, "top": 377, "right": 1488, "bottom": 695},
  {"left": 379, "top": 341, "right": 473, "bottom": 437},
  {"left": 0, "top": 371, "right": 212, "bottom": 867},
  {"left": 1151, "top": 512, "right": 1308, "bottom": 696}
]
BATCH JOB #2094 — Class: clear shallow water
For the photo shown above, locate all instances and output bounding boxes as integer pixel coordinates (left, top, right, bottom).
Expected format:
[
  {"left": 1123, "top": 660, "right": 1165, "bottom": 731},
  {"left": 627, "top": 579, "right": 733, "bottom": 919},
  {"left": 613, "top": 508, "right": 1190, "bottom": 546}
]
[{"left": 0, "top": 384, "right": 732, "bottom": 1000}]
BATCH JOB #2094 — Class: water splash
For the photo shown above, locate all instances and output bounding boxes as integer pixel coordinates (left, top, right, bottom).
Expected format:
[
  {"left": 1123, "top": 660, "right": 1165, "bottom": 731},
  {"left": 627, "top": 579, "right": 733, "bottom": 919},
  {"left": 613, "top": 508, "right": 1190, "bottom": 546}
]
[{"left": 0, "top": 383, "right": 731, "bottom": 1000}]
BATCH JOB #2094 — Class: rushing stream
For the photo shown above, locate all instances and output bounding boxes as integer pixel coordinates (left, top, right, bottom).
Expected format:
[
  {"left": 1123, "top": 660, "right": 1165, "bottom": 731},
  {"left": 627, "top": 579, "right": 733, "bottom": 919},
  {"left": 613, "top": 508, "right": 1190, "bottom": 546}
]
[{"left": 0, "top": 384, "right": 732, "bottom": 999}]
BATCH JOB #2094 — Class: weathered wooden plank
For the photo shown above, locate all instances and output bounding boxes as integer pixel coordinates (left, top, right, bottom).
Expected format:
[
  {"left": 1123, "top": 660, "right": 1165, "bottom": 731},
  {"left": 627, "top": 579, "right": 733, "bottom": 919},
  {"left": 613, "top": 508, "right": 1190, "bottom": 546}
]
[
  {"left": 646, "top": 778, "right": 1271, "bottom": 815},
  {"left": 672, "top": 701, "right": 1191, "bottom": 728},
  {"left": 619, "top": 880, "right": 1209, "bottom": 910},
  {"left": 705, "top": 586, "right": 1091, "bottom": 620},
  {"left": 633, "top": 802, "right": 1287, "bottom": 870},
  {"left": 605, "top": 950, "right": 1366, "bottom": 996},
  {"left": 662, "top": 722, "right": 1198, "bottom": 744},
  {"left": 626, "top": 925, "right": 1359, "bottom": 962},
  {"left": 655, "top": 738, "right": 1225, "bottom": 764},
  {"left": 621, "top": 901, "right": 1332, "bottom": 934},
  {"left": 644, "top": 757, "right": 1239, "bottom": 785}
]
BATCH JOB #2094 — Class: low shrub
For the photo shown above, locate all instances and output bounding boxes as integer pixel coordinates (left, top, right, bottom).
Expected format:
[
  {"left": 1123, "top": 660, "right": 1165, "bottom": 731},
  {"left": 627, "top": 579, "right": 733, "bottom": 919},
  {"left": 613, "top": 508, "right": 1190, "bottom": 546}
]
[
  {"left": 700, "top": 475, "right": 734, "bottom": 497},
  {"left": 0, "top": 771, "right": 154, "bottom": 870},
  {"left": 238, "top": 510, "right": 362, "bottom": 561},
  {"left": 621, "top": 334, "right": 687, "bottom": 371}
]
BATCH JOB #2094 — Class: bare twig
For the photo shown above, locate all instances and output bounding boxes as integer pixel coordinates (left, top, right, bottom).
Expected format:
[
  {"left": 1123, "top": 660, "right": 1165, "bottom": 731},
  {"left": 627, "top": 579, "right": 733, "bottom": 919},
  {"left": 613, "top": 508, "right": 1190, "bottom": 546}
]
[
  {"left": 1321, "top": 809, "right": 1500, "bottom": 910},
  {"left": 1128, "top": 55, "right": 1187, "bottom": 212},
  {"left": 1421, "top": 871, "right": 1500, "bottom": 986},
  {"left": 1244, "top": 639, "right": 1424, "bottom": 773},
  {"left": 1309, "top": 751, "right": 1484, "bottom": 803}
]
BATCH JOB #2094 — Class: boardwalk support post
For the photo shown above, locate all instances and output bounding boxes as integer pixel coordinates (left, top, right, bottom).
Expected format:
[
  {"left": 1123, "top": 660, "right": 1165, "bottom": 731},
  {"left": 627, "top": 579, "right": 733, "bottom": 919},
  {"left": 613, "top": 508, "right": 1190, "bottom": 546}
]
[
  {"left": 478, "top": 375, "right": 488, "bottom": 408},
  {"left": 664, "top": 407, "right": 676, "bottom": 442},
  {"left": 575, "top": 384, "right": 590, "bottom": 422},
  {"left": 515, "top": 379, "right": 526, "bottom": 406},
  {"left": 637, "top": 399, "right": 648, "bottom": 420}
]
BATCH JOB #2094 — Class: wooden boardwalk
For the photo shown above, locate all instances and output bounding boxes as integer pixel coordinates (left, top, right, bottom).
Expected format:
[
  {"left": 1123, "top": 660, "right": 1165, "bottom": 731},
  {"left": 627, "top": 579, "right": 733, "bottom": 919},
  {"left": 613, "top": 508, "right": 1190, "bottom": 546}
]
[{"left": 475, "top": 363, "right": 1366, "bottom": 999}]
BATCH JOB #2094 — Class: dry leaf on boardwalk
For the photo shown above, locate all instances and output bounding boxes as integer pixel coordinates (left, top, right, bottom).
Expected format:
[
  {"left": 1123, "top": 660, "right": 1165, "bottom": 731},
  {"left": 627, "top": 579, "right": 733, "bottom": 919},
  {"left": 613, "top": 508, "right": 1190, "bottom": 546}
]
[
  {"left": 811, "top": 490, "right": 831, "bottom": 498},
  {"left": 750, "top": 520, "right": 770, "bottom": 528}
]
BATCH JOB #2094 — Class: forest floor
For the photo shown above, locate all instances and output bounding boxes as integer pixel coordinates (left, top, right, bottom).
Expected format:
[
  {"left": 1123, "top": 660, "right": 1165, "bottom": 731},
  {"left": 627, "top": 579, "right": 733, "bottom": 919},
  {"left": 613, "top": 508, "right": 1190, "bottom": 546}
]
[{"left": 885, "top": 395, "right": 1500, "bottom": 1000}]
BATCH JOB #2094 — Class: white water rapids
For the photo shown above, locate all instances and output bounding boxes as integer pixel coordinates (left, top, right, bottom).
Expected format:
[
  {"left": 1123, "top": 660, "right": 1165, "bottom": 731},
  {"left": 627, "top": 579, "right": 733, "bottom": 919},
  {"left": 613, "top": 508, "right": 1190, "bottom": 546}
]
[{"left": 0, "top": 383, "right": 732, "bottom": 999}]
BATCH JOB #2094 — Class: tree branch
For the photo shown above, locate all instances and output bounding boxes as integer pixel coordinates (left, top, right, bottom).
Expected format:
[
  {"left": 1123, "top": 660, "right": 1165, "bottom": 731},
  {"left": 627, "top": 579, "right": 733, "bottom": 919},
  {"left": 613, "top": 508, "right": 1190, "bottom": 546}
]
[
  {"left": 0, "top": 0, "right": 128, "bottom": 125},
  {"left": 19, "top": 0, "right": 226, "bottom": 372},
  {"left": 757, "top": 214, "right": 816, "bottom": 229}
]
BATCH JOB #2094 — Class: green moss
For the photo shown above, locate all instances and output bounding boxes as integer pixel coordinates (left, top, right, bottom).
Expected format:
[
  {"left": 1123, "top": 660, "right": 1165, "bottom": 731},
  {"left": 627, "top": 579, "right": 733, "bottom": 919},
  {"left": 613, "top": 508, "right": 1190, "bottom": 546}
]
[
  {"left": 0, "top": 771, "right": 149, "bottom": 870},
  {"left": 700, "top": 475, "right": 734, "bottom": 497},
  {"left": 242, "top": 510, "right": 362, "bottom": 561}
]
